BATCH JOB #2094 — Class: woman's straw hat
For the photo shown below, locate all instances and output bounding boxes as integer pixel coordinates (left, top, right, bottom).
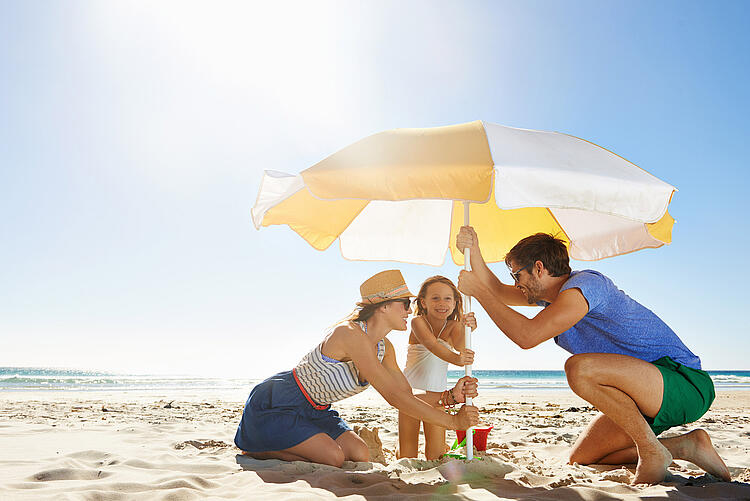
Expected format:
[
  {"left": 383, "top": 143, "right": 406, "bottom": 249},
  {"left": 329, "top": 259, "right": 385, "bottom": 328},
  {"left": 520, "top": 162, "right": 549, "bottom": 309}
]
[{"left": 359, "top": 270, "right": 414, "bottom": 305}]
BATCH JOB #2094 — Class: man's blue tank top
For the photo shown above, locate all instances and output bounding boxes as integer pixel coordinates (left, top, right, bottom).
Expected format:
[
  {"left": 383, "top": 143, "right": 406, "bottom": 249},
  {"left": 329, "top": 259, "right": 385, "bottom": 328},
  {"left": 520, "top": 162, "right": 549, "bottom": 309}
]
[{"left": 539, "top": 270, "right": 701, "bottom": 369}]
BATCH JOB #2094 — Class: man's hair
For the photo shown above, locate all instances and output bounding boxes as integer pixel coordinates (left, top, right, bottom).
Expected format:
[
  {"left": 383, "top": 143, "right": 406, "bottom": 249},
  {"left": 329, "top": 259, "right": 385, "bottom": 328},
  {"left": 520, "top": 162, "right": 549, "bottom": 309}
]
[{"left": 505, "top": 233, "right": 571, "bottom": 277}]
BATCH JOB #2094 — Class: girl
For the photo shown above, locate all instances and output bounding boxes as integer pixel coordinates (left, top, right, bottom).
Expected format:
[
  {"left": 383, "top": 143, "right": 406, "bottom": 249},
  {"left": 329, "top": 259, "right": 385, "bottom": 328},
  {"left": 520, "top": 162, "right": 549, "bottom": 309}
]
[
  {"left": 399, "top": 275, "right": 477, "bottom": 460},
  {"left": 234, "top": 270, "right": 479, "bottom": 467}
]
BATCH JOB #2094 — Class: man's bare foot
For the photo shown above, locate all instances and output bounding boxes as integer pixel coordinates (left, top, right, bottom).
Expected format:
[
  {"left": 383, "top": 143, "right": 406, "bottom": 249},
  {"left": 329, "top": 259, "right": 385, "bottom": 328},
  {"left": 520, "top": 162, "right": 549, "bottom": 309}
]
[
  {"left": 633, "top": 444, "right": 672, "bottom": 485},
  {"left": 670, "top": 429, "right": 731, "bottom": 481}
]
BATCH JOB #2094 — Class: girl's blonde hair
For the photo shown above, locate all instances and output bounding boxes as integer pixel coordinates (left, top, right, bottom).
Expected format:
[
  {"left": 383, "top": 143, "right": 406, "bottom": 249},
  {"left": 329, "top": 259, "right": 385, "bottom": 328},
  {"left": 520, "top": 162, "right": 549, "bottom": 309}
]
[{"left": 414, "top": 275, "right": 463, "bottom": 321}]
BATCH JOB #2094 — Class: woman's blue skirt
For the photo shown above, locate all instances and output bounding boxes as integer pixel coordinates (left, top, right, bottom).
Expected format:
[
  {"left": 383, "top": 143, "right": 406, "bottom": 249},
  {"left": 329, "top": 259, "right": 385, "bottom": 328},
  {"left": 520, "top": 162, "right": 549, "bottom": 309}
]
[{"left": 234, "top": 370, "right": 350, "bottom": 452}]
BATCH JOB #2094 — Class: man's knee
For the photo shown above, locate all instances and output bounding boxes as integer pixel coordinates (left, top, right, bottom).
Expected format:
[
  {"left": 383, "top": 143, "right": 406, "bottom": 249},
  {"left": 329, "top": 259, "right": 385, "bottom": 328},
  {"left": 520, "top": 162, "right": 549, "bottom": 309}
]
[
  {"left": 567, "top": 447, "right": 589, "bottom": 465},
  {"left": 564, "top": 354, "right": 599, "bottom": 390}
]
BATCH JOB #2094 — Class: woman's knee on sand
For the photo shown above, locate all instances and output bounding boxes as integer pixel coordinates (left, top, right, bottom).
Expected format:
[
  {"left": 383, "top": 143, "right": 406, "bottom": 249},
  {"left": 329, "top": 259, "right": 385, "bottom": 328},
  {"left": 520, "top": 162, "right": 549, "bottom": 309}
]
[{"left": 337, "top": 431, "right": 370, "bottom": 463}]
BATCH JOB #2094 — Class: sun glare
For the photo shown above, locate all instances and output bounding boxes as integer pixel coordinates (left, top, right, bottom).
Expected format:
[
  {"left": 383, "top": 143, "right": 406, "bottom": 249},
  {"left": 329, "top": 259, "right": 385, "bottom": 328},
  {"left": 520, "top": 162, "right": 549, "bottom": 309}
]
[{"left": 93, "top": 2, "right": 355, "bottom": 118}]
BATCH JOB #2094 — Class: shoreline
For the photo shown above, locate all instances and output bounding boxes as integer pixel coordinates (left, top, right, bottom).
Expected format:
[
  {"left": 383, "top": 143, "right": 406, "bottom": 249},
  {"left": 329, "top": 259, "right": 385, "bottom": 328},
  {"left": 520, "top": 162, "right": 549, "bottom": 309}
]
[{"left": 2, "top": 385, "right": 749, "bottom": 402}]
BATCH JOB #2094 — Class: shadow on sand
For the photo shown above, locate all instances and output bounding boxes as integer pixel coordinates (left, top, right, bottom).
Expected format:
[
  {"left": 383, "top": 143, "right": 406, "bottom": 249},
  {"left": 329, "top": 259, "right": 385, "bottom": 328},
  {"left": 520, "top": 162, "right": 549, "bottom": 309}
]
[{"left": 236, "top": 455, "right": 750, "bottom": 500}]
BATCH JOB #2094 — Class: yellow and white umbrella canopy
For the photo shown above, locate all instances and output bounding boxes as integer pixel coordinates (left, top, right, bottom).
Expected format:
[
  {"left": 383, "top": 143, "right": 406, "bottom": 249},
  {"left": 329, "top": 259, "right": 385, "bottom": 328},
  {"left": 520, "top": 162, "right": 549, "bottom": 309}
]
[{"left": 252, "top": 120, "right": 676, "bottom": 266}]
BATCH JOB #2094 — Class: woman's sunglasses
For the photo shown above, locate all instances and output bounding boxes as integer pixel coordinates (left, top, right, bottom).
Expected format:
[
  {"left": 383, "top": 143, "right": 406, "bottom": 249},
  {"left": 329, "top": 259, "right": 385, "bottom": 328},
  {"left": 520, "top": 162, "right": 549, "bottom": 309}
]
[{"left": 394, "top": 298, "right": 412, "bottom": 309}]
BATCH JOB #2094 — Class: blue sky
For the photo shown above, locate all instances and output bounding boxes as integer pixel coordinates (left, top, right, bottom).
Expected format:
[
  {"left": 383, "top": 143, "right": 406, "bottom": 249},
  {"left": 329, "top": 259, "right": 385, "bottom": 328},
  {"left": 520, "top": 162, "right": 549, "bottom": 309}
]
[{"left": 1, "top": 1, "right": 748, "bottom": 377}]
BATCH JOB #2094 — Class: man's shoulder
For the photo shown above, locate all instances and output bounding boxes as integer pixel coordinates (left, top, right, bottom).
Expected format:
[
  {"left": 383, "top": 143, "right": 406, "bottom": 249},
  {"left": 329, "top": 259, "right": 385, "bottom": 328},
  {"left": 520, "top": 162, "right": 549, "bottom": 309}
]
[
  {"left": 562, "top": 269, "right": 608, "bottom": 288},
  {"left": 560, "top": 270, "right": 616, "bottom": 312},
  {"left": 571, "top": 269, "right": 607, "bottom": 279},
  {"left": 536, "top": 271, "right": 612, "bottom": 308}
]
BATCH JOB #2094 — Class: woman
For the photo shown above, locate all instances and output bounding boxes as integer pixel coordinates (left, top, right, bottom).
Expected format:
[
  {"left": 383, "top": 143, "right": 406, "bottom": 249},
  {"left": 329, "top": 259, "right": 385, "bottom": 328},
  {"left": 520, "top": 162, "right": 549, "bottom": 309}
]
[{"left": 234, "top": 270, "right": 479, "bottom": 467}]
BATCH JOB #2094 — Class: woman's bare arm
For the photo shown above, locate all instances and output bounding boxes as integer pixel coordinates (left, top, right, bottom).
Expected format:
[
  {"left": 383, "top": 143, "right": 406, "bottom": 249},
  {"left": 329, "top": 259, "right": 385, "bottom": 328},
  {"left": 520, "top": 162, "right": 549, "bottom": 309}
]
[{"left": 345, "top": 334, "right": 478, "bottom": 430}]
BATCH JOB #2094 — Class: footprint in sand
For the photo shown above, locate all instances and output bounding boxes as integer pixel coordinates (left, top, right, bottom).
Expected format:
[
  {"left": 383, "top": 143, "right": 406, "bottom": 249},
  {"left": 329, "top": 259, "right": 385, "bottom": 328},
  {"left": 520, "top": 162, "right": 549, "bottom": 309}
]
[
  {"left": 174, "top": 439, "right": 231, "bottom": 450},
  {"left": 30, "top": 468, "right": 112, "bottom": 482},
  {"left": 600, "top": 468, "right": 632, "bottom": 483}
]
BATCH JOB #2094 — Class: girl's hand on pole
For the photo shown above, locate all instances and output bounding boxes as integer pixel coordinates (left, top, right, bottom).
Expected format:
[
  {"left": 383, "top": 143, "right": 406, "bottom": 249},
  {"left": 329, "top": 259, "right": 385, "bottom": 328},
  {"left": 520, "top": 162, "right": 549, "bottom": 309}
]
[
  {"left": 451, "top": 376, "right": 478, "bottom": 403},
  {"left": 457, "top": 348, "right": 475, "bottom": 367},
  {"left": 463, "top": 312, "right": 477, "bottom": 331},
  {"left": 452, "top": 405, "right": 479, "bottom": 430}
]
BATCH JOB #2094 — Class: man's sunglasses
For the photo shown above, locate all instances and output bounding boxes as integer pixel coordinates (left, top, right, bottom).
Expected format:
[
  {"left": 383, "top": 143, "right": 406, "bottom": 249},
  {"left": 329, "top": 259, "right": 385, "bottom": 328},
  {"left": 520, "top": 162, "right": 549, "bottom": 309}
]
[{"left": 509, "top": 262, "right": 533, "bottom": 282}]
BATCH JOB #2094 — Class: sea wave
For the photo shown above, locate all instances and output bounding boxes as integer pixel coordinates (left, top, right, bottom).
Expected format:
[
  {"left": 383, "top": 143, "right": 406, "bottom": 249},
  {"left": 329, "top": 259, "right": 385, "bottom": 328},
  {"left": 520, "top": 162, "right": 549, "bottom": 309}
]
[
  {"left": 0, "top": 368, "right": 260, "bottom": 391},
  {"left": 710, "top": 374, "right": 750, "bottom": 383},
  {"left": 3, "top": 367, "right": 749, "bottom": 391}
]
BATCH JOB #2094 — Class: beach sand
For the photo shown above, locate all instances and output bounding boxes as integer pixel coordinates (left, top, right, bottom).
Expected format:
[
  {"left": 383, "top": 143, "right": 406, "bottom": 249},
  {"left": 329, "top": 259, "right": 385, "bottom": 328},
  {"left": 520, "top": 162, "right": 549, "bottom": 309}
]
[{"left": 1, "top": 389, "right": 749, "bottom": 500}]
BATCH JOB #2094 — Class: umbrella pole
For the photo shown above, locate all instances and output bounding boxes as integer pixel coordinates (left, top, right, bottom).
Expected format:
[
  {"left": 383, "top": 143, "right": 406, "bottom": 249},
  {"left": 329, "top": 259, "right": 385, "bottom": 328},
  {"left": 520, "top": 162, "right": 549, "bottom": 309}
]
[{"left": 462, "top": 202, "right": 474, "bottom": 460}]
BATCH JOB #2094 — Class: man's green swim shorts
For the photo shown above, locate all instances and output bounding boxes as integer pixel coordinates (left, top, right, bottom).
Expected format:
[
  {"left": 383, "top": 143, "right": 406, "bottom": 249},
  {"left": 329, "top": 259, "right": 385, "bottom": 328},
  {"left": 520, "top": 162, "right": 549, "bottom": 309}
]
[{"left": 646, "top": 356, "right": 715, "bottom": 436}]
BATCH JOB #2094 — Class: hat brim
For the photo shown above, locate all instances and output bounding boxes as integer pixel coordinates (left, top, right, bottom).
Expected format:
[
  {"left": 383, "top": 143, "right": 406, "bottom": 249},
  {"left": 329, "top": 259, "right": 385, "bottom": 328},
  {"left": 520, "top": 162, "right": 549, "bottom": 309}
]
[{"left": 357, "top": 291, "right": 415, "bottom": 307}]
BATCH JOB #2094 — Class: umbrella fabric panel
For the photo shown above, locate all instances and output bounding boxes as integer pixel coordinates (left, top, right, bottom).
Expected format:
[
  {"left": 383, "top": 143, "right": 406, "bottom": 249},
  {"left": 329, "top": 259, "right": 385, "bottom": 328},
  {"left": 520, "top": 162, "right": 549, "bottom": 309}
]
[
  {"left": 645, "top": 210, "right": 674, "bottom": 244},
  {"left": 448, "top": 196, "right": 567, "bottom": 266},
  {"left": 301, "top": 121, "right": 494, "bottom": 202},
  {"left": 251, "top": 171, "right": 304, "bottom": 229},
  {"left": 550, "top": 208, "right": 673, "bottom": 261},
  {"left": 339, "top": 200, "right": 454, "bottom": 266},
  {"left": 484, "top": 122, "right": 676, "bottom": 222},
  {"left": 254, "top": 171, "right": 368, "bottom": 251}
]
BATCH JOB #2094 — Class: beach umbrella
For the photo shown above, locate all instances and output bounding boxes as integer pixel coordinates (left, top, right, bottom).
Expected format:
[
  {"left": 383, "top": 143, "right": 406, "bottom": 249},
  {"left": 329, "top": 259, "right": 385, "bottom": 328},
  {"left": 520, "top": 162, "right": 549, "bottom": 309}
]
[
  {"left": 252, "top": 120, "right": 675, "bottom": 265},
  {"left": 250, "top": 120, "right": 676, "bottom": 458}
]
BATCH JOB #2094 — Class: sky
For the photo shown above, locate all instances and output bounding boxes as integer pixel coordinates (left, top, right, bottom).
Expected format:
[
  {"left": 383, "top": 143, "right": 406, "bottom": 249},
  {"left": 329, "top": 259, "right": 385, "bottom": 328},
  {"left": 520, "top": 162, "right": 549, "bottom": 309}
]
[{"left": 1, "top": 0, "right": 748, "bottom": 377}]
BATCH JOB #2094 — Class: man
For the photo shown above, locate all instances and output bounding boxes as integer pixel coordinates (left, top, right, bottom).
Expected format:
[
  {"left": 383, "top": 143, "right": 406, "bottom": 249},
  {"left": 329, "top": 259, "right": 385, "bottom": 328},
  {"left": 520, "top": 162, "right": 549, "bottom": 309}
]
[{"left": 456, "top": 226, "right": 729, "bottom": 484}]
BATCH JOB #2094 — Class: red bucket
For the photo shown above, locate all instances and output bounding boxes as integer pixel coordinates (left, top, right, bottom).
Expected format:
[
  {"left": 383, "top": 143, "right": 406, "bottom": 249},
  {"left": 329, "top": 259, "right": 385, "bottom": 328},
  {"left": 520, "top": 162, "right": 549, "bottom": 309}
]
[{"left": 455, "top": 426, "right": 493, "bottom": 451}]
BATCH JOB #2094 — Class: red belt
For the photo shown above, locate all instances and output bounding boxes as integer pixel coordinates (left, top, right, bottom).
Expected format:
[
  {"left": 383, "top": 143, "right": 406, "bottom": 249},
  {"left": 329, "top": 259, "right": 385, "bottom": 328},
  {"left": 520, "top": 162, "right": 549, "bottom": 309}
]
[{"left": 292, "top": 368, "right": 330, "bottom": 410}]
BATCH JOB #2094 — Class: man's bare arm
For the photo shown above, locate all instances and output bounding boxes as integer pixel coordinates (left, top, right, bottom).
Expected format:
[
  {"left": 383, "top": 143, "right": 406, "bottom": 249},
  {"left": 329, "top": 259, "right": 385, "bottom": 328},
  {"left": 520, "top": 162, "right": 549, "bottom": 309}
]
[{"left": 468, "top": 285, "right": 589, "bottom": 349}]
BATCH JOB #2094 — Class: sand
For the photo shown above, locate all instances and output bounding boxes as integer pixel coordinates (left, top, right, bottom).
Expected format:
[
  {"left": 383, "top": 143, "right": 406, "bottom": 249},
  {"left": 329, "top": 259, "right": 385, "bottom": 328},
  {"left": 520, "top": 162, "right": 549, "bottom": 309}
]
[{"left": 1, "top": 389, "right": 749, "bottom": 500}]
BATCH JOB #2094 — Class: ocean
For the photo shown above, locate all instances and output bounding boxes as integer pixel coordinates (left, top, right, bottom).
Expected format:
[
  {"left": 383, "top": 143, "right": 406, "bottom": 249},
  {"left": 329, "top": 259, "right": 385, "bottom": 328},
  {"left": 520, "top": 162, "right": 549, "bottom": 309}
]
[
  {"left": 2, "top": 367, "right": 750, "bottom": 393},
  {"left": 447, "top": 370, "right": 750, "bottom": 390}
]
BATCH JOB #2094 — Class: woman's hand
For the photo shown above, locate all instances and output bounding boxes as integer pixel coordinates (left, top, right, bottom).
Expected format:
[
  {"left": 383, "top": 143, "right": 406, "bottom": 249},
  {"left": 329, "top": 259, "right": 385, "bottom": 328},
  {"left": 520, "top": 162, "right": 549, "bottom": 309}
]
[
  {"left": 450, "top": 376, "right": 478, "bottom": 404},
  {"left": 462, "top": 312, "right": 477, "bottom": 332},
  {"left": 456, "top": 348, "right": 475, "bottom": 367},
  {"left": 451, "top": 405, "right": 479, "bottom": 430}
]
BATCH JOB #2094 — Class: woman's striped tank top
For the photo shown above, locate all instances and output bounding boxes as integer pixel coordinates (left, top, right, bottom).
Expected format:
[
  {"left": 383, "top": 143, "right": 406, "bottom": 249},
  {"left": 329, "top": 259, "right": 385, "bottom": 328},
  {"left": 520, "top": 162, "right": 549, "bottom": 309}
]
[{"left": 292, "top": 321, "right": 385, "bottom": 408}]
